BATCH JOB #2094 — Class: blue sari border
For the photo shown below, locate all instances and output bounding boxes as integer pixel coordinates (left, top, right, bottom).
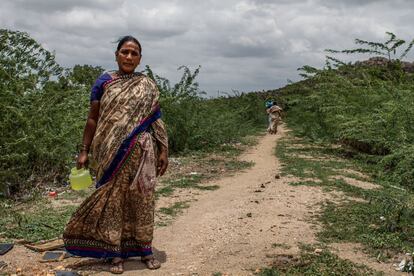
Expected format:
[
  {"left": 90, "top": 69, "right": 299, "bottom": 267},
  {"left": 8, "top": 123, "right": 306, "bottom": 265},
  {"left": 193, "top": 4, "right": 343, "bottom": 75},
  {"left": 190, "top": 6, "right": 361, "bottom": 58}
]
[{"left": 65, "top": 247, "right": 153, "bottom": 259}]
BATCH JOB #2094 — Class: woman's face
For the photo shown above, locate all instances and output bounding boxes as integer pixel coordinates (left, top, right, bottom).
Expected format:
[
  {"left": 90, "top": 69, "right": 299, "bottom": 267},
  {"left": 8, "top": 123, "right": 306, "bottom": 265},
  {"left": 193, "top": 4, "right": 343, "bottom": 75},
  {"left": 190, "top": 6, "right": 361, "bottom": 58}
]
[{"left": 115, "top": 41, "right": 141, "bottom": 74}]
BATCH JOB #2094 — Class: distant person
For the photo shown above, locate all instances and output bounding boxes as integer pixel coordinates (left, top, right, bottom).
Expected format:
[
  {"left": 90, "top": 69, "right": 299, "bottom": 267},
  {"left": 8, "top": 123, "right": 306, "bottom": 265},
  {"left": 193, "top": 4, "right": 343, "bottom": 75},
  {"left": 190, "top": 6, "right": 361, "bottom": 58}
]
[
  {"left": 266, "top": 100, "right": 283, "bottom": 134},
  {"left": 63, "top": 35, "right": 168, "bottom": 274}
]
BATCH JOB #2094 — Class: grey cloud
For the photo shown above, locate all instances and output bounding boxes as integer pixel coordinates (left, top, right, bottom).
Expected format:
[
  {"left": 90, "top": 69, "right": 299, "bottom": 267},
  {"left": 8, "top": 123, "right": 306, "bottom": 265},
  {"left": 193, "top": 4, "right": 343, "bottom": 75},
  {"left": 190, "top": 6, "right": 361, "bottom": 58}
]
[
  {"left": 12, "top": 0, "right": 121, "bottom": 12},
  {"left": 123, "top": 2, "right": 189, "bottom": 39},
  {"left": 318, "top": 0, "right": 414, "bottom": 8},
  {"left": 217, "top": 43, "right": 276, "bottom": 58},
  {"left": 1, "top": 0, "right": 414, "bottom": 95}
]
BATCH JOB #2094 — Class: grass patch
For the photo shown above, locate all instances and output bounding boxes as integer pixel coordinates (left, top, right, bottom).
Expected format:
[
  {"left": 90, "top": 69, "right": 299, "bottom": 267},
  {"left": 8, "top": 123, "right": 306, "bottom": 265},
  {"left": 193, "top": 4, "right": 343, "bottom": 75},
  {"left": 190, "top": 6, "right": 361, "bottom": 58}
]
[
  {"left": 276, "top": 134, "right": 414, "bottom": 258},
  {"left": 156, "top": 186, "right": 175, "bottom": 197},
  {"left": 259, "top": 244, "right": 381, "bottom": 275},
  {"left": 319, "top": 197, "right": 413, "bottom": 259},
  {"left": 0, "top": 197, "right": 77, "bottom": 242},
  {"left": 271, "top": 243, "right": 291, "bottom": 249},
  {"left": 168, "top": 175, "right": 204, "bottom": 189},
  {"left": 59, "top": 189, "right": 92, "bottom": 200},
  {"left": 276, "top": 139, "right": 350, "bottom": 181},
  {"left": 157, "top": 174, "right": 219, "bottom": 198},
  {"left": 225, "top": 160, "right": 254, "bottom": 171},
  {"left": 158, "top": 201, "right": 190, "bottom": 217}
]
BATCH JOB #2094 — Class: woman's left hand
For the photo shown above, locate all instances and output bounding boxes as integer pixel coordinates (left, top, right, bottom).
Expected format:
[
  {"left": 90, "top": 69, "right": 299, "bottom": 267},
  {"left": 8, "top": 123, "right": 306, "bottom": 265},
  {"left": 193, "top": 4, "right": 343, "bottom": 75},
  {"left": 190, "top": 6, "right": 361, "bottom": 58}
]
[{"left": 157, "top": 149, "right": 168, "bottom": 176}]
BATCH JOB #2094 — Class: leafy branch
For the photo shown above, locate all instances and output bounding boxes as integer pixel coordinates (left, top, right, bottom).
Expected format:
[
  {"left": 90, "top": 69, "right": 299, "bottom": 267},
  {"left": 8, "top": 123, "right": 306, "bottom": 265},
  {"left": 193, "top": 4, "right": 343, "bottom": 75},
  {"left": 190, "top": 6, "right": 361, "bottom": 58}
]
[{"left": 326, "top": 32, "right": 414, "bottom": 62}]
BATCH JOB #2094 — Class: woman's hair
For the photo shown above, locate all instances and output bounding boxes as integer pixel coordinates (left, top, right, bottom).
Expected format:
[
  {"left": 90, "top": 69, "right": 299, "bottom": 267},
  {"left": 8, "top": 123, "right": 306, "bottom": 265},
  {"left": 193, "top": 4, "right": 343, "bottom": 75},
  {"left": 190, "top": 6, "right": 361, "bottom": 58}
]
[{"left": 116, "top": 35, "right": 142, "bottom": 54}]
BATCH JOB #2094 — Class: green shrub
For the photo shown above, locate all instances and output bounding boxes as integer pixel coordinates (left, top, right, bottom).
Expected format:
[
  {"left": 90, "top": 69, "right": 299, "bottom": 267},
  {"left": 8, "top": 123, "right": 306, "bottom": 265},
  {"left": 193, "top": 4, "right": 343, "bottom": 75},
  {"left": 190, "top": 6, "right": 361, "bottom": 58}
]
[
  {"left": 0, "top": 29, "right": 98, "bottom": 195},
  {"left": 277, "top": 32, "right": 414, "bottom": 190},
  {"left": 381, "top": 145, "right": 414, "bottom": 190},
  {"left": 146, "top": 66, "right": 266, "bottom": 153}
]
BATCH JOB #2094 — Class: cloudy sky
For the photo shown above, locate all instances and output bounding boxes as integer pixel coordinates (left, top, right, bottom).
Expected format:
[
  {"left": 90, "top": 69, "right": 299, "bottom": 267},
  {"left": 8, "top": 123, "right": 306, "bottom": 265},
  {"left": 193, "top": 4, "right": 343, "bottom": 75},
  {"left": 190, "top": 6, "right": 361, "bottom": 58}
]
[{"left": 1, "top": 0, "right": 413, "bottom": 96}]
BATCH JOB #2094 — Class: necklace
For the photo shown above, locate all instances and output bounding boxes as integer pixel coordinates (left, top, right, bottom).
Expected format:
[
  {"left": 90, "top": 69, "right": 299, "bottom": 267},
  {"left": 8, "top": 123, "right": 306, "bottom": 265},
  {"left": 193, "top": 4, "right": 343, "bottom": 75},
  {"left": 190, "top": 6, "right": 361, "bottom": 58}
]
[{"left": 116, "top": 71, "right": 140, "bottom": 79}]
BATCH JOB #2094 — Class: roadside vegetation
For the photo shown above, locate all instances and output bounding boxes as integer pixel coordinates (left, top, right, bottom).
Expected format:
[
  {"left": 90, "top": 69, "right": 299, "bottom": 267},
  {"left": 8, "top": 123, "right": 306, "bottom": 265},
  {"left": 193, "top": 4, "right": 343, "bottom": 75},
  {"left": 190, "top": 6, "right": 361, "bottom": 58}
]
[
  {"left": 263, "top": 32, "right": 414, "bottom": 274},
  {"left": 279, "top": 32, "right": 414, "bottom": 192}
]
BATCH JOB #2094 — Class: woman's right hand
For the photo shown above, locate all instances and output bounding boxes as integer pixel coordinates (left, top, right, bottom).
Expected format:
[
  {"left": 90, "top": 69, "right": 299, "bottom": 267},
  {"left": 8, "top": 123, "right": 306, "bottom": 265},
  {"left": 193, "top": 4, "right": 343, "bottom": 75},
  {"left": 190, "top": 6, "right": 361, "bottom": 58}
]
[{"left": 77, "top": 151, "right": 89, "bottom": 169}]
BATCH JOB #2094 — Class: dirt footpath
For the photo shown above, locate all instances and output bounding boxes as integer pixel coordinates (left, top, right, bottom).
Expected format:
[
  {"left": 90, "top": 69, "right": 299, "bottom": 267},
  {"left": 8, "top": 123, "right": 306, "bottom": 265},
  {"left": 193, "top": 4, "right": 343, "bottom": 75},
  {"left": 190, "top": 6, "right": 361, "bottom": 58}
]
[{"left": 110, "top": 127, "right": 333, "bottom": 275}]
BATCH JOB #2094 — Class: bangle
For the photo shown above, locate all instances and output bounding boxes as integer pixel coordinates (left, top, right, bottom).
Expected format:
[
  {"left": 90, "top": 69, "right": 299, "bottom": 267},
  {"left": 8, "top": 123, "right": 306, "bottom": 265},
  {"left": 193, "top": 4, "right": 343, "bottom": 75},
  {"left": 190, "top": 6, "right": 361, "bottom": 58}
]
[{"left": 80, "top": 144, "right": 90, "bottom": 153}]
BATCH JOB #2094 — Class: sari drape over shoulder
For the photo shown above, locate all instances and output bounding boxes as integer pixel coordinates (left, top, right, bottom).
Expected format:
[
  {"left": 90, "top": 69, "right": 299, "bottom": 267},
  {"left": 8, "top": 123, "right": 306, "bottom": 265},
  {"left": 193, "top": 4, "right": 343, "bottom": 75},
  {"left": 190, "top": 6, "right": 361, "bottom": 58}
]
[
  {"left": 267, "top": 105, "right": 282, "bottom": 134},
  {"left": 63, "top": 73, "right": 168, "bottom": 259}
]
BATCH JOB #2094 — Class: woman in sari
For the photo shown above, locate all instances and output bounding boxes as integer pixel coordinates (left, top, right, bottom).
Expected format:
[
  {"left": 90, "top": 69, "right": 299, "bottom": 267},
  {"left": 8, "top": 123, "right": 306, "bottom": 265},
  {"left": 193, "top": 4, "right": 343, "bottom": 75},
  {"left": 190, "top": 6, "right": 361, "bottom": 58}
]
[
  {"left": 266, "top": 100, "right": 283, "bottom": 134},
  {"left": 63, "top": 36, "right": 168, "bottom": 274}
]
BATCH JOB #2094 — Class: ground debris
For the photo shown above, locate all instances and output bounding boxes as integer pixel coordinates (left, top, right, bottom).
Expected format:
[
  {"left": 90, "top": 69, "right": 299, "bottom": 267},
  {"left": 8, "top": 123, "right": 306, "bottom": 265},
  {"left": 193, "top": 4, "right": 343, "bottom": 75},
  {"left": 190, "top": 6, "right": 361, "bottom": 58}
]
[
  {"left": 0, "top": 261, "right": 7, "bottom": 270},
  {"left": 55, "top": 271, "right": 80, "bottom": 276},
  {"left": 40, "top": 251, "right": 67, "bottom": 262},
  {"left": 0, "top": 243, "right": 14, "bottom": 255},
  {"left": 395, "top": 253, "right": 413, "bottom": 272},
  {"left": 25, "top": 238, "right": 64, "bottom": 252}
]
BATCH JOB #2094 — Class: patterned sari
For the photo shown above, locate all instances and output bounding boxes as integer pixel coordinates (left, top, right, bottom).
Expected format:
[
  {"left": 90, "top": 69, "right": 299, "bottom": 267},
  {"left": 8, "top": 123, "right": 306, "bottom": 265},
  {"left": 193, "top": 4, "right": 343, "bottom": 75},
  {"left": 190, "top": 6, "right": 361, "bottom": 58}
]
[
  {"left": 267, "top": 105, "right": 282, "bottom": 134},
  {"left": 63, "top": 72, "right": 168, "bottom": 259}
]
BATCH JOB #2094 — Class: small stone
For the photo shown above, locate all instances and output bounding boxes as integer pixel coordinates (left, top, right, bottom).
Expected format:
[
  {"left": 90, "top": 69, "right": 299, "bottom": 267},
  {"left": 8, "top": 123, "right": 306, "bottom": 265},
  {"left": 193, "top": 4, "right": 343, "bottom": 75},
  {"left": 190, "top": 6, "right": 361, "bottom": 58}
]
[
  {"left": 247, "top": 213, "right": 252, "bottom": 217},
  {"left": 314, "top": 248, "right": 323, "bottom": 254},
  {"left": 397, "top": 259, "right": 407, "bottom": 271},
  {"left": 275, "top": 174, "right": 281, "bottom": 179},
  {"left": 260, "top": 184, "right": 266, "bottom": 188}
]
